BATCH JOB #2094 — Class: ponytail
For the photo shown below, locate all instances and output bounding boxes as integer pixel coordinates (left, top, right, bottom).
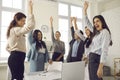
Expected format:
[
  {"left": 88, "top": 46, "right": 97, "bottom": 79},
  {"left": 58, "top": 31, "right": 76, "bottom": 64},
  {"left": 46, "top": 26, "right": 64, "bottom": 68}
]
[
  {"left": 7, "top": 20, "right": 16, "bottom": 38},
  {"left": 6, "top": 12, "right": 26, "bottom": 39}
]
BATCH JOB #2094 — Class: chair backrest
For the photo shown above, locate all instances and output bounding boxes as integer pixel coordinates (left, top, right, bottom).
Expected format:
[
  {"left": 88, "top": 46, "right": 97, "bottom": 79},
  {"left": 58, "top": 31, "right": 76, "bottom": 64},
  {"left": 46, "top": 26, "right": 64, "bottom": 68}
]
[{"left": 62, "top": 61, "right": 85, "bottom": 80}]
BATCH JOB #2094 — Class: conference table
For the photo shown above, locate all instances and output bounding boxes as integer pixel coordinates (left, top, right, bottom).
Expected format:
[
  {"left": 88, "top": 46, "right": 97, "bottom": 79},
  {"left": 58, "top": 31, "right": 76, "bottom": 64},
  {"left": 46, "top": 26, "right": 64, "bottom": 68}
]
[
  {"left": 25, "top": 61, "right": 85, "bottom": 80},
  {"left": 25, "top": 70, "right": 62, "bottom": 80}
]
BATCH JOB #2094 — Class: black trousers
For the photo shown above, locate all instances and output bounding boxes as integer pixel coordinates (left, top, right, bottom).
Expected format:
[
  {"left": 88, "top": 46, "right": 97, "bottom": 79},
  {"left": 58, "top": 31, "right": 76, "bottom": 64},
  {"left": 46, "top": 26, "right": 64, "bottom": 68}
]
[
  {"left": 8, "top": 51, "right": 25, "bottom": 80},
  {"left": 70, "top": 56, "right": 82, "bottom": 62},
  {"left": 52, "top": 52, "right": 64, "bottom": 62},
  {"left": 88, "top": 53, "right": 103, "bottom": 80}
]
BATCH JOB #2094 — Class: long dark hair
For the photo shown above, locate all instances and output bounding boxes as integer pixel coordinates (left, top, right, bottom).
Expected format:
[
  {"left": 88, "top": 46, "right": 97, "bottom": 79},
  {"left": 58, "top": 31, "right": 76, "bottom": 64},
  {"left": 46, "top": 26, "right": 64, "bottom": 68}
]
[
  {"left": 33, "top": 30, "right": 46, "bottom": 49},
  {"left": 92, "top": 15, "right": 113, "bottom": 46},
  {"left": 84, "top": 27, "right": 93, "bottom": 48},
  {"left": 7, "top": 12, "right": 26, "bottom": 38}
]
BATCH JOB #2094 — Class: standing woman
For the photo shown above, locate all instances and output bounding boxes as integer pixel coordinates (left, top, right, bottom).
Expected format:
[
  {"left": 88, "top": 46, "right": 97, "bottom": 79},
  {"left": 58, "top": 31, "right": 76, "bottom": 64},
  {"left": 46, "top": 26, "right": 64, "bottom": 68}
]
[
  {"left": 83, "top": 1, "right": 112, "bottom": 80},
  {"left": 27, "top": 29, "right": 52, "bottom": 72},
  {"left": 67, "top": 17, "right": 85, "bottom": 62},
  {"left": 50, "top": 16, "right": 65, "bottom": 62},
  {"left": 82, "top": 26, "right": 93, "bottom": 80},
  {"left": 6, "top": 0, "right": 35, "bottom": 80}
]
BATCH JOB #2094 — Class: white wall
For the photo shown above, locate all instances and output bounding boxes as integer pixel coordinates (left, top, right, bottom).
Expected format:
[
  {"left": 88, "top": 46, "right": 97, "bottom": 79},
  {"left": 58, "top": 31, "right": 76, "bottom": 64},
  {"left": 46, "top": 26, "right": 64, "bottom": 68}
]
[
  {"left": 0, "top": 65, "right": 7, "bottom": 80},
  {"left": 88, "top": 0, "right": 120, "bottom": 19},
  {"left": 59, "top": 0, "right": 83, "bottom": 6},
  {"left": 103, "top": 0, "right": 120, "bottom": 11},
  {"left": 33, "top": 0, "right": 58, "bottom": 41},
  {"left": 96, "top": 0, "right": 120, "bottom": 14}
]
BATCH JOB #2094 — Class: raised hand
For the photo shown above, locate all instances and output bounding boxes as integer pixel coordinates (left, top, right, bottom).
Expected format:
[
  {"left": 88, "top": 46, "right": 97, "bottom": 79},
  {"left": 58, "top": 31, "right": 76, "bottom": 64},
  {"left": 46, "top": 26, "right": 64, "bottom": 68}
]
[
  {"left": 70, "top": 17, "right": 74, "bottom": 22},
  {"left": 50, "top": 16, "right": 53, "bottom": 23},
  {"left": 73, "top": 17, "right": 78, "bottom": 30},
  {"left": 84, "top": 1, "right": 89, "bottom": 15},
  {"left": 29, "top": 0, "right": 33, "bottom": 15},
  {"left": 84, "top": 1, "right": 89, "bottom": 10},
  {"left": 50, "top": 16, "right": 53, "bottom": 28},
  {"left": 73, "top": 17, "right": 77, "bottom": 23},
  {"left": 70, "top": 17, "right": 74, "bottom": 27}
]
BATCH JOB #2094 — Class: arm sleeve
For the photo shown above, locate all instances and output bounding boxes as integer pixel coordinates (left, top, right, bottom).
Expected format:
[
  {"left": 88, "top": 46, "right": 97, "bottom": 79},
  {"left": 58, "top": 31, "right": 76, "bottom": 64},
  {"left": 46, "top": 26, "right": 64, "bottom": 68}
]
[
  {"left": 100, "top": 30, "right": 111, "bottom": 64},
  {"left": 14, "top": 14, "right": 35, "bottom": 36},
  {"left": 51, "top": 27, "right": 55, "bottom": 42},
  {"left": 71, "top": 26, "right": 75, "bottom": 39},
  {"left": 62, "top": 42, "right": 65, "bottom": 54},
  {"left": 27, "top": 30, "right": 34, "bottom": 46},
  {"left": 84, "top": 15, "right": 93, "bottom": 32},
  {"left": 6, "top": 43, "right": 10, "bottom": 52},
  {"left": 27, "top": 49, "right": 32, "bottom": 61}
]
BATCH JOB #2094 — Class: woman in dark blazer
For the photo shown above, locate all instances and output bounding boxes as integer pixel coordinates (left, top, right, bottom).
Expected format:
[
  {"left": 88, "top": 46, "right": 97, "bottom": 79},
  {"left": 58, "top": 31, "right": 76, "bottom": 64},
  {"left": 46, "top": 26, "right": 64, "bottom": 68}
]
[{"left": 67, "top": 17, "right": 85, "bottom": 62}]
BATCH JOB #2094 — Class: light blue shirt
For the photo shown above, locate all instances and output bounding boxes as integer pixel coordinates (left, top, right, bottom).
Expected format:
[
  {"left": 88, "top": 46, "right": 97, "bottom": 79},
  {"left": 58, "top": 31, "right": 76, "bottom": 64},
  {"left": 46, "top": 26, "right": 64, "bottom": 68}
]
[
  {"left": 84, "top": 15, "right": 111, "bottom": 64},
  {"left": 72, "top": 40, "right": 80, "bottom": 57}
]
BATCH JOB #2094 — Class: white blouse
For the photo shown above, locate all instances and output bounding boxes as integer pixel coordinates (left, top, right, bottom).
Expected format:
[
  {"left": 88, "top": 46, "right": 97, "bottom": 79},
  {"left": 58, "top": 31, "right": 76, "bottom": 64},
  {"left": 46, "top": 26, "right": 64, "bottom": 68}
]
[{"left": 6, "top": 14, "right": 35, "bottom": 53}]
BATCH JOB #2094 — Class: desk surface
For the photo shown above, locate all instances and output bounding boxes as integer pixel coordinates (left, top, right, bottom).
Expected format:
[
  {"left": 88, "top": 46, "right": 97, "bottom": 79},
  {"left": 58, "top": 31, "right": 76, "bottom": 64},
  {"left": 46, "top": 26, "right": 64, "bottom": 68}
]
[{"left": 25, "top": 70, "right": 61, "bottom": 80}]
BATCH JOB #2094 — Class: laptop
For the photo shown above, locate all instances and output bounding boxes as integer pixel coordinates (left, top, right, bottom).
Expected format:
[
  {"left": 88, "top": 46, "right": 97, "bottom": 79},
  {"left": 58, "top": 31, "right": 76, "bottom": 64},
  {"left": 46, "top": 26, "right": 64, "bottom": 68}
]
[{"left": 62, "top": 61, "right": 85, "bottom": 80}]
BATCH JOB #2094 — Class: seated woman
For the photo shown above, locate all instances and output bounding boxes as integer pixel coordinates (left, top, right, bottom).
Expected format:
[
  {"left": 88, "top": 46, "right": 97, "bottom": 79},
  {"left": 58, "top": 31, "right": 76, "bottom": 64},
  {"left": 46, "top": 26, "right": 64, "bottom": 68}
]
[
  {"left": 50, "top": 16, "right": 65, "bottom": 62},
  {"left": 27, "top": 29, "right": 52, "bottom": 72}
]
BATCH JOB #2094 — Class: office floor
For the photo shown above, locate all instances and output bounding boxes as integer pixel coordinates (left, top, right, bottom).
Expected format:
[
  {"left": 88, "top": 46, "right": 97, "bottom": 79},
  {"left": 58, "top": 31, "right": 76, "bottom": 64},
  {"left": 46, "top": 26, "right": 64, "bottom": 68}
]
[{"left": 103, "top": 76, "right": 115, "bottom": 80}]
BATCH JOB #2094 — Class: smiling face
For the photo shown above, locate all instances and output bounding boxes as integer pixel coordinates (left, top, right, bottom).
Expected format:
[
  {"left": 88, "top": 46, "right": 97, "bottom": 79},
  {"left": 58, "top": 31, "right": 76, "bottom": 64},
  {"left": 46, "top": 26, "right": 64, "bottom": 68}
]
[
  {"left": 37, "top": 32, "right": 42, "bottom": 41},
  {"left": 93, "top": 18, "right": 103, "bottom": 31},
  {"left": 16, "top": 17, "right": 26, "bottom": 27},
  {"left": 55, "top": 31, "right": 61, "bottom": 40}
]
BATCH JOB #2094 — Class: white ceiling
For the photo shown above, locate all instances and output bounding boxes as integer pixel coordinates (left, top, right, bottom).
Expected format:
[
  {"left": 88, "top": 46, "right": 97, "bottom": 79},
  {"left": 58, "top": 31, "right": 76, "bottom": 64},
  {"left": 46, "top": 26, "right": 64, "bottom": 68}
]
[
  {"left": 86, "top": 0, "right": 113, "bottom": 3},
  {"left": 96, "top": 0, "right": 113, "bottom": 2},
  {"left": 47, "top": 0, "right": 113, "bottom": 3}
]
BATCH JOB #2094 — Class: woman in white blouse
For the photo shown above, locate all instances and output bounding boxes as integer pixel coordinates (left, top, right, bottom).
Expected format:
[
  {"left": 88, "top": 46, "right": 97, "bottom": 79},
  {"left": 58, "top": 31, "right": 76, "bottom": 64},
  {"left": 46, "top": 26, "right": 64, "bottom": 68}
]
[
  {"left": 83, "top": 26, "right": 93, "bottom": 80},
  {"left": 6, "top": 0, "right": 35, "bottom": 80},
  {"left": 83, "top": 1, "right": 112, "bottom": 80}
]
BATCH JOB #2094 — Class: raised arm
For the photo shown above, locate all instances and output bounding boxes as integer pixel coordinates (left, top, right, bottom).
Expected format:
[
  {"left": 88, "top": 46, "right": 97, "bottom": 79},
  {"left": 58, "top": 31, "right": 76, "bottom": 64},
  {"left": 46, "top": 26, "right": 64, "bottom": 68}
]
[
  {"left": 83, "top": 1, "right": 93, "bottom": 32},
  {"left": 73, "top": 17, "right": 85, "bottom": 41},
  {"left": 73, "top": 17, "right": 78, "bottom": 30},
  {"left": 14, "top": 0, "right": 35, "bottom": 36},
  {"left": 70, "top": 17, "right": 75, "bottom": 39},
  {"left": 50, "top": 16, "right": 55, "bottom": 42},
  {"left": 27, "top": 30, "right": 34, "bottom": 46}
]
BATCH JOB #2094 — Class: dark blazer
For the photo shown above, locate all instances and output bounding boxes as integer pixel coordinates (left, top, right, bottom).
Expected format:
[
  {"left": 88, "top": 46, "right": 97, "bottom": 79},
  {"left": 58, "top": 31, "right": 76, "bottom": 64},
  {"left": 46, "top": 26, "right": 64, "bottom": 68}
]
[{"left": 67, "top": 27, "right": 84, "bottom": 62}]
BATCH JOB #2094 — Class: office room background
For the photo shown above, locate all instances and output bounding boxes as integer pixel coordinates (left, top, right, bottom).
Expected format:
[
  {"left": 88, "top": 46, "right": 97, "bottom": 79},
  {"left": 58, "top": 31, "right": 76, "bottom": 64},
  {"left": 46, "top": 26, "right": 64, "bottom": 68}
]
[{"left": 0, "top": 0, "right": 120, "bottom": 80}]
